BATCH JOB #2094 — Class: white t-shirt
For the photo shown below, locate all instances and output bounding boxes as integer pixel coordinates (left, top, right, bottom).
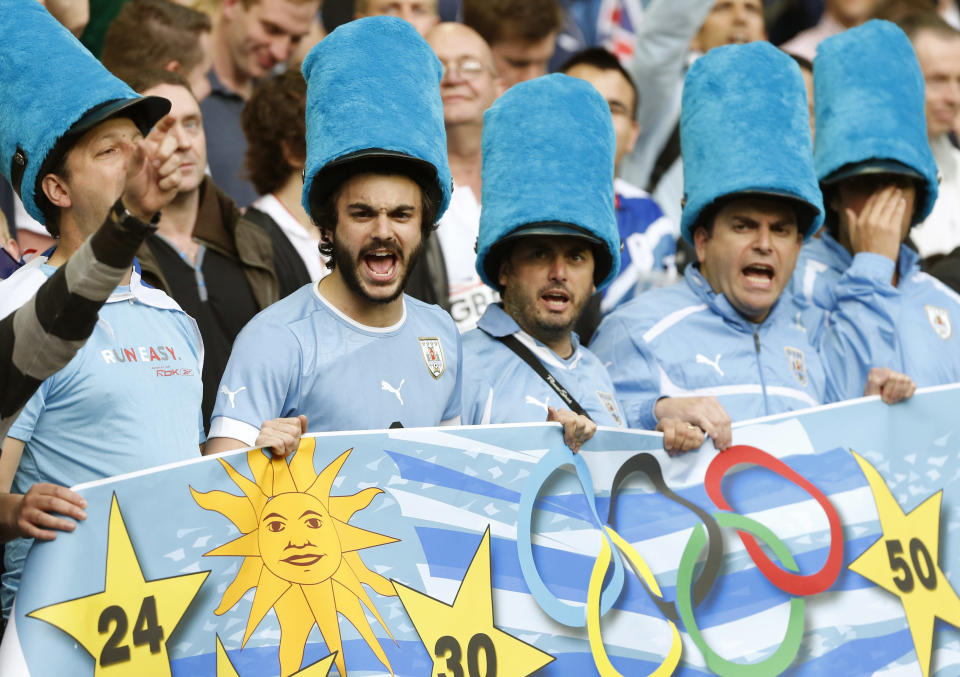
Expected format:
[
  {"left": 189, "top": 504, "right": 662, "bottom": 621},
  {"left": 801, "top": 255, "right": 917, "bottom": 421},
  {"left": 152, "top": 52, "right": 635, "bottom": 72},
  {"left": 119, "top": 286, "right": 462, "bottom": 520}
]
[
  {"left": 434, "top": 183, "right": 498, "bottom": 332},
  {"left": 912, "top": 134, "right": 960, "bottom": 258},
  {"left": 250, "top": 193, "right": 327, "bottom": 281}
]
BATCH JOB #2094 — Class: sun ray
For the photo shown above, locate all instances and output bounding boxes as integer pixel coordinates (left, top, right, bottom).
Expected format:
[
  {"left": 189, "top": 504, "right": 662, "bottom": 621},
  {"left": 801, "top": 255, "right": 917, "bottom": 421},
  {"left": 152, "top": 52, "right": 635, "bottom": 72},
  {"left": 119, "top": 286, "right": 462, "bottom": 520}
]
[
  {"left": 333, "top": 580, "right": 394, "bottom": 675},
  {"left": 274, "top": 585, "right": 316, "bottom": 677},
  {"left": 343, "top": 551, "right": 395, "bottom": 597},
  {"left": 219, "top": 458, "right": 268, "bottom": 515},
  {"left": 191, "top": 487, "right": 259, "bottom": 533},
  {"left": 333, "top": 558, "right": 395, "bottom": 643},
  {"left": 205, "top": 531, "right": 260, "bottom": 558},
  {"left": 306, "top": 448, "right": 352, "bottom": 508},
  {"left": 335, "top": 518, "right": 399, "bottom": 553},
  {"left": 247, "top": 448, "right": 273, "bottom": 496},
  {"left": 272, "top": 455, "right": 298, "bottom": 494},
  {"left": 289, "top": 438, "right": 318, "bottom": 492},
  {"left": 329, "top": 488, "right": 383, "bottom": 523},
  {"left": 243, "top": 567, "right": 291, "bottom": 647},
  {"left": 215, "top": 556, "right": 263, "bottom": 615},
  {"left": 302, "top": 580, "right": 345, "bottom": 677}
]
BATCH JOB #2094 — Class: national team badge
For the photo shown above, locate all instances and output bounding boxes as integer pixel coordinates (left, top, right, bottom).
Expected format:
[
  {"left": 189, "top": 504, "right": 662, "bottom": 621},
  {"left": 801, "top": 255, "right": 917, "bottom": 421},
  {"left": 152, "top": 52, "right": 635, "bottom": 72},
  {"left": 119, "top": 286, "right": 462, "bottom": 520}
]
[
  {"left": 784, "top": 346, "right": 808, "bottom": 386},
  {"left": 596, "top": 391, "right": 624, "bottom": 427},
  {"left": 419, "top": 337, "right": 445, "bottom": 379},
  {"left": 925, "top": 304, "right": 952, "bottom": 340}
]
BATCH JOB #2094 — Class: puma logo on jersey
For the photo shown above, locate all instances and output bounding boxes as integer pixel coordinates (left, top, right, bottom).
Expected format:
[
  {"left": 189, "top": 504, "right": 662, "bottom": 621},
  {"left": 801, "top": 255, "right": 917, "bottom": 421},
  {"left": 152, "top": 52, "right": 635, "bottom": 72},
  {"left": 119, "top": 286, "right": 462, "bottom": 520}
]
[
  {"left": 220, "top": 385, "right": 246, "bottom": 408},
  {"left": 381, "top": 379, "right": 405, "bottom": 405},
  {"left": 524, "top": 395, "right": 549, "bottom": 413},
  {"left": 696, "top": 353, "right": 724, "bottom": 376}
]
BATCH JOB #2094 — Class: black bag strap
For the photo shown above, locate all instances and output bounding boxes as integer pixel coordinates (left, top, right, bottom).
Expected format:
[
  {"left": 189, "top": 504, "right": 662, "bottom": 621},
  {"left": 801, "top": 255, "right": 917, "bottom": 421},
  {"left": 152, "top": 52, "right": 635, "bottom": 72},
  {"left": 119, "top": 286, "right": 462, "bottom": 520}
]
[{"left": 495, "top": 334, "right": 593, "bottom": 421}]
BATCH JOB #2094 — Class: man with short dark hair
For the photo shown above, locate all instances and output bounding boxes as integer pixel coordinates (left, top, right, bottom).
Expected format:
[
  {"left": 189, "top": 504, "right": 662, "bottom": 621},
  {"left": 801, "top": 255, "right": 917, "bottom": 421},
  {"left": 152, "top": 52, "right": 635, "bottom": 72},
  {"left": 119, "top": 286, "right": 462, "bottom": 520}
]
[
  {"left": 0, "top": 0, "right": 204, "bottom": 619},
  {"left": 592, "top": 42, "right": 914, "bottom": 448},
  {"left": 205, "top": 19, "right": 462, "bottom": 477},
  {"left": 462, "top": 0, "right": 564, "bottom": 88},
  {"left": 203, "top": 0, "right": 320, "bottom": 205},
  {"left": 122, "top": 69, "right": 280, "bottom": 431},
  {"left": 793, "top": 20, "right": 960, "bottom": 388},
  {"left": 462, "top": 74, "right": 701, "bottom": 453},
  {"left": 354, "top": 0, "right": 439, "bottom": 35},
  {"left": 101, "top": 0, "right": 214, "bottom": 101},
  {"left": 562, "top": 47, "right": 676, "bottom": 326}
]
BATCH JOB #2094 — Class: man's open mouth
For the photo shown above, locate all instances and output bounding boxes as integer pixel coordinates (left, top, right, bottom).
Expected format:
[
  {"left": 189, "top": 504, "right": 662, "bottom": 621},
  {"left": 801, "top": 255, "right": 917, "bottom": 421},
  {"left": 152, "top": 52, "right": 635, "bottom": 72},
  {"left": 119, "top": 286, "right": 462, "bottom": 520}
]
[
  {"left": 363, "top": 251, "right": 399, "bottom": 281},
  {"left": 541, "top": 288, "right": 571, "bottom": 310},
  {"left": 742, "top": 263, "right": 775, "bottom": 286}
]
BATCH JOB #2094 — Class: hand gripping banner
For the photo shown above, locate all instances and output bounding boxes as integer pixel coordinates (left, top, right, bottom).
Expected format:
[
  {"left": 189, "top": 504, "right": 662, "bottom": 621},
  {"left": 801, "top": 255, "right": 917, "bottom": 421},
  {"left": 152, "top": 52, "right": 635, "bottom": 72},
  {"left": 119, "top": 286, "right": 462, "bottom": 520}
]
[{"left": 2, "top": 386, "right": 960, "bottom": 676}]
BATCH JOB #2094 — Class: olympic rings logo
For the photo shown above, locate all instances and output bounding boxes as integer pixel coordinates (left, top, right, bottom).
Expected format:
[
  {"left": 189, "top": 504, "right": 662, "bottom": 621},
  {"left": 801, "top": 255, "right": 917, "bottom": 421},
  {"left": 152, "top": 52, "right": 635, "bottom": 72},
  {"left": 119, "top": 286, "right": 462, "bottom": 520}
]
[{"left": 516, "top": 444, "right": 844, "bottom": 676}]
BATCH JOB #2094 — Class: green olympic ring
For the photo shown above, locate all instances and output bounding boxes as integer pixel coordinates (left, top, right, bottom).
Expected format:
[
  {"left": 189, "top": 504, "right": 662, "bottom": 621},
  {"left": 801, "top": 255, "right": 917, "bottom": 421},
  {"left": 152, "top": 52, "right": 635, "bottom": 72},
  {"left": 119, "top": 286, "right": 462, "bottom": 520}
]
[{"left": 676, "top": 512, "right": 806, "bottom": 676}]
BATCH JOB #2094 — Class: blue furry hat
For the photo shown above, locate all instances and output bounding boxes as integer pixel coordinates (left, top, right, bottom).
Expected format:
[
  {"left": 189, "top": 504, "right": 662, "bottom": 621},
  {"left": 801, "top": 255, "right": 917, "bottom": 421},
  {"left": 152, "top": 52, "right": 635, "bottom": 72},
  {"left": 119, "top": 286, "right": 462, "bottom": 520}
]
[
  {"left": 476, "top": 74, "right": 620, "bottom": 291},
  {"left": 680, "top": 42, "right": 823, "bottom": 243},
  {"left": 301, "top": 17, "right": 451, "bottom": 222},
  {"left": 814, "top": 20, "right": 938, "bottom": 222},
  {"left": 0, "top": 0, "right": 169, "bottom": 231}
]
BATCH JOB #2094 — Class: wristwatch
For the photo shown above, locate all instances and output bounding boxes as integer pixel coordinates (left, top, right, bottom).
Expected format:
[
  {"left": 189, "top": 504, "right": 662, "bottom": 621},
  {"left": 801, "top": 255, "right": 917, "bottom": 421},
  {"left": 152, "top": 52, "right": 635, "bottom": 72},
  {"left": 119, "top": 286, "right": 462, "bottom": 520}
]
[{"left": 110, "top": 198, "right": 161, "bottom": 236}]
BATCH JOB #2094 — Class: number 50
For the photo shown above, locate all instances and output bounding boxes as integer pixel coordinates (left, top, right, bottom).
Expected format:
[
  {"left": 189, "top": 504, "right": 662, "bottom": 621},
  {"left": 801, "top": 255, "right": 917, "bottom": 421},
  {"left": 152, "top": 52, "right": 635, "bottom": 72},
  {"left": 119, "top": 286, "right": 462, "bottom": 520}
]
[{"left": 886, "top": 538, "right": 937, "bottom": 593}]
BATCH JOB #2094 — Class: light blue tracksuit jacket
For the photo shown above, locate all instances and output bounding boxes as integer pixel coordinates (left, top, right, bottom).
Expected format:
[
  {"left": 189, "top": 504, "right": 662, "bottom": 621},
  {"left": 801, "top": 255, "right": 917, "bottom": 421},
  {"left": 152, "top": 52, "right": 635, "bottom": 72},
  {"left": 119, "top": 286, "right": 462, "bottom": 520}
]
[{"left": 793, "top": 232, "right": 960, "bottom": 388}]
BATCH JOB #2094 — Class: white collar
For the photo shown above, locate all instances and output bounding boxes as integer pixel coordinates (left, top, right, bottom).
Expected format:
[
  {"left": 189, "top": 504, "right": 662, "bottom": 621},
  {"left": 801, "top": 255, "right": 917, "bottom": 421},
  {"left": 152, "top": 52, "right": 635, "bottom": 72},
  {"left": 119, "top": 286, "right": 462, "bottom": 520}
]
[{"left": 312, "top": 282, "right": 407, "bottom": 333}]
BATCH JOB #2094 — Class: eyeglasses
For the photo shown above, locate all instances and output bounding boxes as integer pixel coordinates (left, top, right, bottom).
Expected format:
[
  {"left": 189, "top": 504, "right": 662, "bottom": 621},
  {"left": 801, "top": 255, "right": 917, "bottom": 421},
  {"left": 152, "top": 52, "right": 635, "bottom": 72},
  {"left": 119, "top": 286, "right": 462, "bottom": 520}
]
[{"left": 440, "top": 57, "right": 489, "bottom": 79}]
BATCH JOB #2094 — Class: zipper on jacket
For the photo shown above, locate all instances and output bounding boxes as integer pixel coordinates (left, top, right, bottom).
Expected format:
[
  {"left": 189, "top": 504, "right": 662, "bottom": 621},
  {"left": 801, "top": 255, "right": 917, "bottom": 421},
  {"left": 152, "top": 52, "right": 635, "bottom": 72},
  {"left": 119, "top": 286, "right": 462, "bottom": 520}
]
[{"left": 754, "top": 330, "right": 769, "bottom": 415}]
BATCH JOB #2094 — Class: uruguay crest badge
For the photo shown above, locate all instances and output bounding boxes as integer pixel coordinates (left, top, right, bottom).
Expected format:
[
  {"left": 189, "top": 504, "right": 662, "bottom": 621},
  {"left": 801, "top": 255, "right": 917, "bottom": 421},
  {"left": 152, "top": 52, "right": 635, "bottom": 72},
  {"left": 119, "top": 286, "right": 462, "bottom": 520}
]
[
  {"left": 925, "top": 304, "right": 952, "bottom": 340},
  {"left": 596, "top": 391, "right": 625, "bottom": 427},
  {"left": 419, "top": 337, "right": 445, "bottom": 379},
  {"left": 784, "top": 346, "right": 808, "bottom": 386}
]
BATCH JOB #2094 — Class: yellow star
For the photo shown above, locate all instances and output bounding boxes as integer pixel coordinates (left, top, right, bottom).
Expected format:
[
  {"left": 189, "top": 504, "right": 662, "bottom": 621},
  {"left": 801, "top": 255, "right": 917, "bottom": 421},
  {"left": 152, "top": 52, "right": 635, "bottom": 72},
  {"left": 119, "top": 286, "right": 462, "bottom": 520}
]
[
  {"left": 393, "top": 527, "right": 554, "bottom": 677},
  {"left": 215, "top": 635, "right": 336, "bottom": 676},
  {"left": 849, "top": 451, "right": 960, "bottom": 677},
  {"left": 28, "top": 493, "right": 209, "bottom": 676}
]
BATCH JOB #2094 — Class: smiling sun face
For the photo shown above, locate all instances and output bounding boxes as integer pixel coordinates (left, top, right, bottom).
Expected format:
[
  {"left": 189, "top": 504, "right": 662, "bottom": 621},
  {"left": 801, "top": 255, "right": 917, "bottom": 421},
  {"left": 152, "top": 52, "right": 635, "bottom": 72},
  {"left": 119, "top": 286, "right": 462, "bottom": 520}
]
[{"left": 191, "top": 440, "right": 399, "bottom": 677}]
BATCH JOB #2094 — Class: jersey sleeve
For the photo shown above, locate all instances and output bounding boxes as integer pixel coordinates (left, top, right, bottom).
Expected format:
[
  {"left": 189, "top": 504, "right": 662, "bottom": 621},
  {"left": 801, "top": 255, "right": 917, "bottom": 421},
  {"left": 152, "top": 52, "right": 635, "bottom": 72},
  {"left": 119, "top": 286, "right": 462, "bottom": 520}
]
[
  {"left": 808, "top": 253, "right": 901, "bottom": 401},
  {"left": 209, "top": 318, "right": 302, "bottom": 445},
  {"left": 589, "top": 315, "right": 661, "bottom": 429}
]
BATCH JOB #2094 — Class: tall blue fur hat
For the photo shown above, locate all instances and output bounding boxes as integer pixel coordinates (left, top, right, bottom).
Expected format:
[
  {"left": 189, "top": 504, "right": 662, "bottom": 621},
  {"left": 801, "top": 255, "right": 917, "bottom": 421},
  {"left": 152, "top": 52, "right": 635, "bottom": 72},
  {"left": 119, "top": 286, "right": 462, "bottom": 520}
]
[
  {"left": 476, "top": 74, "right": 620, "bottom": 291},
  {"left": 0, "top": 0, "right": 169, "bottom": 233},
  {"left": 680, "top": 42, "right": 823, "bottom": 243},
  {"left": 814, "top": 20, "right": 938, "bottom": 223},
  {"left": 301, "top": 17, "right": 451, "bottom": 222}
]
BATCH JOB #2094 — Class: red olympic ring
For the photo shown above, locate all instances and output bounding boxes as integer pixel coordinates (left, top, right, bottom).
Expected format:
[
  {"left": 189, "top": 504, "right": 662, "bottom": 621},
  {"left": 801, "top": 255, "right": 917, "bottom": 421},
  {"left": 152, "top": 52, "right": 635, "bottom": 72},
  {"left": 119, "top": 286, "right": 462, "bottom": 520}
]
[{"left": 704, "top": 444, "right": 844, "bottom": 596}]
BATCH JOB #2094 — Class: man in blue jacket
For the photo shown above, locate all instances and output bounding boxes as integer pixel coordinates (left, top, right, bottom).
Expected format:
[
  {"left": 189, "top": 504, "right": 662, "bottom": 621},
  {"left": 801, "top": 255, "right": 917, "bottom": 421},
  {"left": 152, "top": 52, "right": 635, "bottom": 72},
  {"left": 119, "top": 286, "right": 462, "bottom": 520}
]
[
  {"left": 792, "top": 20, "right": 960, "bottom": 388},
  {"left": 591, "top": 41, "right": 914, "bottom": 446},
  {"left": 462, "top": 74, "right": 702, "bottom": 453}
]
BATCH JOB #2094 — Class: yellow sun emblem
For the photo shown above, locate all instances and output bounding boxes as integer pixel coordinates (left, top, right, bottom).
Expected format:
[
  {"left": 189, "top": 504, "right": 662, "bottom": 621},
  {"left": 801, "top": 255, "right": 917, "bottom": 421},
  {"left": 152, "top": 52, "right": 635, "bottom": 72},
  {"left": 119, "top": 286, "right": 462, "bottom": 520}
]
[{"left": 191, "top": 439, "right": 399, "bottom": 677}]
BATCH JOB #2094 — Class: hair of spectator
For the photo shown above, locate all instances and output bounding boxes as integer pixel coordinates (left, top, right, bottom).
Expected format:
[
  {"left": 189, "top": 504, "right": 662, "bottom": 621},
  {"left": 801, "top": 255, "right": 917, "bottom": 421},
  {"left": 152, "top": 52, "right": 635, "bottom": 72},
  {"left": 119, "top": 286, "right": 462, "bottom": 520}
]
[
  {"left": 897, "top": 10, "right": 960, "bottom": 41},
  {"left": 313, "top": 174, "right": 440, "bottom": 270},
  {"left": 101, "top": 0, "right": 211, "bottom": 80},
  {"left": 122, "top": 69, "right": 196, "bottom": 99},
  {"left": 461, "top": 0, "right": 564, "bottom": 46},
  {"left": 559, "top": 46, "right": 640, "bottom": 117},
  {"left": 241, "top": 70, "right": 308, "bottom": 196}
]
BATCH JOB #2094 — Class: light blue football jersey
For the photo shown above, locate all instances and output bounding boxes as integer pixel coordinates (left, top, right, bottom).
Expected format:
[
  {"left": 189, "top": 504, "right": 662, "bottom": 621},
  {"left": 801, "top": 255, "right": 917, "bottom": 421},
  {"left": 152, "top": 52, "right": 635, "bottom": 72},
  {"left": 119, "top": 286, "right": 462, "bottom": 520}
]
[
  {"left": 3, "top": 264, "right": 204, "bottom": 617},
  {"left": 461, "top": 304, "right": 626, "bottom": 428},
  {"left": 210, "top": 284, "right": 462, "bottom": 444}
]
